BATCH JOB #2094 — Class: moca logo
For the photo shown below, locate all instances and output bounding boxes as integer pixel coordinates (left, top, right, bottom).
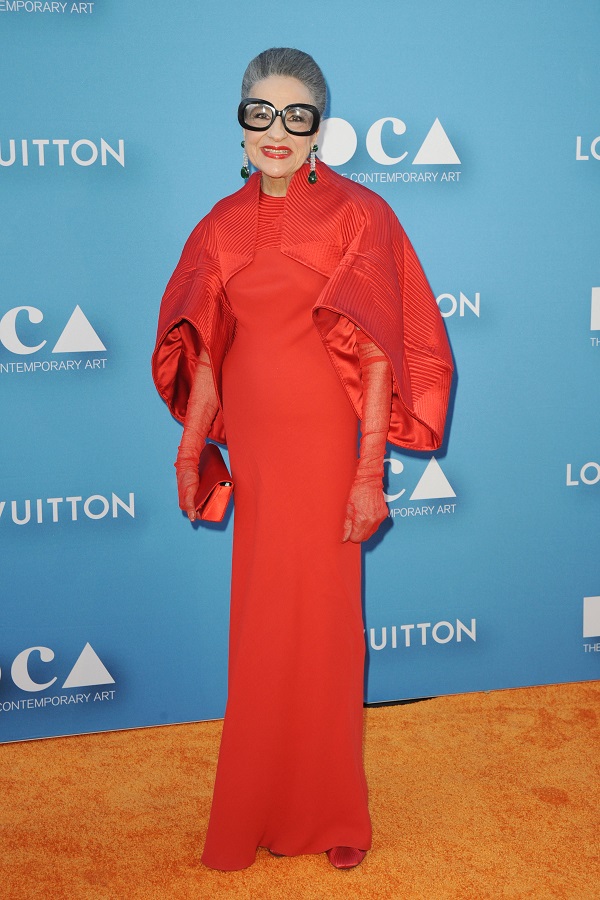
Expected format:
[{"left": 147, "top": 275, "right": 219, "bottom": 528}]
[
  {"left": 0, "top": 305, "right": 105, "bottom": 355},
  {"left": 385, "top": 457, "right": 457, "bottom": 518},
  {"left": 0, "top": 642, "right": 114, "bottom": 693},
  {"left": 0, "top": 304, "right": 108, "bottom": 374},
  {"left": 319, "top": 116, "right": 460, "bottom": 168}
]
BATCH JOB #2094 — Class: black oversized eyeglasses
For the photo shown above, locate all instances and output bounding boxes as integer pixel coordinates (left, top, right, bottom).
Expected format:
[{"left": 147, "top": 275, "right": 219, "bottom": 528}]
[{"left": 238, "top": 98, "right": 320, "bottom": 136}]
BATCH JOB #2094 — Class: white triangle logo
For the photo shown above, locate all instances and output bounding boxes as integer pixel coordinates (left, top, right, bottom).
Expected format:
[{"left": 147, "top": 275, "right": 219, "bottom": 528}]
[
  {"left": 412, "top": 118, "right": 461, "bottom": 165},
  {"left": 52, "top": 305, "right": 106, "bottom": 353},
  {"left": 62, "top": 642, "right": 115, "bottom": 688},
  {"left": 410, "top": 458, "right": 456, "bottom": 501}
]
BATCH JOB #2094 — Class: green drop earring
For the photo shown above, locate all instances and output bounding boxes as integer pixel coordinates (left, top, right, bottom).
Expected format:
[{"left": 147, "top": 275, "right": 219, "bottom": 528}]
[{"left": 241, "top": 140, "right": 250, "bottom": 180}]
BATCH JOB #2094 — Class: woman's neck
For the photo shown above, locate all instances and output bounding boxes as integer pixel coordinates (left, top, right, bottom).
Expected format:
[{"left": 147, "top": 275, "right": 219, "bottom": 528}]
[{"left": 260, "top": 173, "right": 292, "bottom": 197}]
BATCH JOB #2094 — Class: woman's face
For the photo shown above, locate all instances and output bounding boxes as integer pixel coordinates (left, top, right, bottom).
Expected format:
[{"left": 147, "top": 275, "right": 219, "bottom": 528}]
[{"left": 243, "top": 75, "right": 319, "bottom": 196}]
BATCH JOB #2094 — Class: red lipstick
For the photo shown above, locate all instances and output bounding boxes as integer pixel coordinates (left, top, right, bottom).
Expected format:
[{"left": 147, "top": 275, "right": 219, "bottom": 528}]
[{"left": 261, "top": 145, "right": 292, "bottom": 159}]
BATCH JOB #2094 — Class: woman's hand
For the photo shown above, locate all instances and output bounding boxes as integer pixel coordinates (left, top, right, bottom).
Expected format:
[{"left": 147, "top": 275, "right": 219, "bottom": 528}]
[
  {"left": 342, "top": 478, "right": 388, "bottom": 543},
  {"left": 342, "top": 329, "right": 392, "bottom": 542},
  {"left": 174, "top": 348, "right": 219, "bottom": 522}
]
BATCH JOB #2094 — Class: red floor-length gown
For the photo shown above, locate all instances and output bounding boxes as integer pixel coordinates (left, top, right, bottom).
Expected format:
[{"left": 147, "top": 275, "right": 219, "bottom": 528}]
[{"left": 200, "top": 192, "right": 372, "bottom": 871}]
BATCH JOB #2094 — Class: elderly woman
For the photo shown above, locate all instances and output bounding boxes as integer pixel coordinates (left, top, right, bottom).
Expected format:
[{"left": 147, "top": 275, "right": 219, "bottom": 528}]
[{"left": 152, "top": 47, "right": 452, "bottom": 872}]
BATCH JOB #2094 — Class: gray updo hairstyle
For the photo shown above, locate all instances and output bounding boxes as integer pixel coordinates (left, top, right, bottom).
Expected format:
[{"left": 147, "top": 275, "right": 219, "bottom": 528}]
[{"left": 241, "top": 47, "right": 327, "bottom": 116}]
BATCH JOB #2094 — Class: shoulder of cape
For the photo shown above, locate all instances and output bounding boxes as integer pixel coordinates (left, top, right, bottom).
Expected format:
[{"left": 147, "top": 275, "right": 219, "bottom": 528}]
[
  {"left": 209, "top": 175, "right": 260, "bottom": 219},
  {"left": 315, "top": 164, "right": 403, "bottom": 237},
  {"left": 183, "top": 175, "right": 262, "bottom": 271},
  {"left": 314, "top": 168, "right": 407, "bottom": 266},
  {"left": 176, "top": 176, "right": 259, "bottom": 261}
]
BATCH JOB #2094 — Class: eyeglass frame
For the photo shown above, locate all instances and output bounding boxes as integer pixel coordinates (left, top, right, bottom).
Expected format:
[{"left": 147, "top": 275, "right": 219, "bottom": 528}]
[{"left": 237, "top": 98, "right": 321, "bottom": 137}]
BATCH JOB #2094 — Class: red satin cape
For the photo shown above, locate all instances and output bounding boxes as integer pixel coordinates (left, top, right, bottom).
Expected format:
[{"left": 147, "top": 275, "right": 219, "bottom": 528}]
[{"left": 152, "top": 161, "right": 453, "bottom": 450}]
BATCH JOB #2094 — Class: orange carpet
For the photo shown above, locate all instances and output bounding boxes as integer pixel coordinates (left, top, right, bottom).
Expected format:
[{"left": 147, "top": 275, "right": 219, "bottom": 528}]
[{"left": 0, "top": 681, "right": 598, "bottom": 899}]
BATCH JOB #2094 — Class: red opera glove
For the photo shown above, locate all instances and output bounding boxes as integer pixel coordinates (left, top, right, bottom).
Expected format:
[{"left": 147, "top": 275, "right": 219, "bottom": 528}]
[
  {"left": 342, "top": 330, "right": 392, "bottom": 543},
  {"left": 174, "top": 348, "right": 219, "bottom": 521}
]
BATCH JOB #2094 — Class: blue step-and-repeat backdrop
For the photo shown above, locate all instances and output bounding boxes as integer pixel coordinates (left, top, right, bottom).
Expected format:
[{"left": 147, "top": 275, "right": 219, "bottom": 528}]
[{"left": 1, "top": 1, "right": 598, "bottom": 743}]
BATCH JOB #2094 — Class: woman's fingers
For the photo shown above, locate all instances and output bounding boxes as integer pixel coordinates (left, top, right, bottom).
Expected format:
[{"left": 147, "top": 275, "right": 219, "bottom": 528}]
[{"left": 183, "top": 485, "right": 198, "bottom": 521}]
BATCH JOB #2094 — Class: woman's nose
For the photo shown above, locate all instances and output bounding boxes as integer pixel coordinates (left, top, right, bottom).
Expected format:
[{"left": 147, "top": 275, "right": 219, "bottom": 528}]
[{"left": 267, "top": 113, "right": 286, "bottom": 140}]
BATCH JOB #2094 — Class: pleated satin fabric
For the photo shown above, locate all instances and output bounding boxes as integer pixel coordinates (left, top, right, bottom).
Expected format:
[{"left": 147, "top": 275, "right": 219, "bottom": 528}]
[{"left": 152, "top": 161, "right": 453, "bottom": 451}]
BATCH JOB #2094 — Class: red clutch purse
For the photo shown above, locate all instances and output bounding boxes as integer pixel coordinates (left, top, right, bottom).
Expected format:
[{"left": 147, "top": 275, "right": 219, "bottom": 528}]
[{"left": 194, "top": 443, "right": 234, "bottom": 522}]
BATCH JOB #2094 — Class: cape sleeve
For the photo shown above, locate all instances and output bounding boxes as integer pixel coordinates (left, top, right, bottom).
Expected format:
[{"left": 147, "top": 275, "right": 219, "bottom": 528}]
[
  {"left": 151, "top": 216, "right": 235, "bottom": 443},
  {"left": 312, "top": 198, "right": 453, "bottom": 451}
]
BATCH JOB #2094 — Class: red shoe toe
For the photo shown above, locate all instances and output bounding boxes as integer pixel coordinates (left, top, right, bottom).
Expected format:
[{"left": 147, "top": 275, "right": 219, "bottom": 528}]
[{"left": 326, "top": 846, "right": 366, "bottom": 869}]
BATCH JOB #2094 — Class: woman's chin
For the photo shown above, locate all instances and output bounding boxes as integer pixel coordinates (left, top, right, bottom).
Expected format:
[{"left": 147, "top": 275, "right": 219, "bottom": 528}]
[{"left": 252, "top": 157, "right": 305, "bottom": 186}]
